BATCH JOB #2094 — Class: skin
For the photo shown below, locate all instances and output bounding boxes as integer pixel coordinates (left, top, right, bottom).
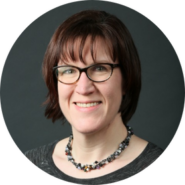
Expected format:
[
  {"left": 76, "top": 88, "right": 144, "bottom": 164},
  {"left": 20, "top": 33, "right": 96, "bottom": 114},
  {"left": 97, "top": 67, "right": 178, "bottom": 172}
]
[{"left": 52, "top": 36, "right": 148, "bottom": 179}]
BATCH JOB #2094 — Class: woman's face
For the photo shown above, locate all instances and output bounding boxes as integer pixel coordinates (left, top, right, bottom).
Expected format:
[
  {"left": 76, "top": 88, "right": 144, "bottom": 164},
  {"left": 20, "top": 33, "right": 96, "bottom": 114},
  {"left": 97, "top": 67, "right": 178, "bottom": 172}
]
[{"left": 58, "top": 37, "right": 124, "bottom": 134}]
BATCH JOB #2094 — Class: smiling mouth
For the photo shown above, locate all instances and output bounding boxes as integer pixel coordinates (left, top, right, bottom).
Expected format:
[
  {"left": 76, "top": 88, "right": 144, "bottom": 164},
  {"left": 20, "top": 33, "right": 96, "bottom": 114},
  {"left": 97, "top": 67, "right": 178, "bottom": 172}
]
[{"left": 74, "top": 102, "right": 102, "bottom": 108}]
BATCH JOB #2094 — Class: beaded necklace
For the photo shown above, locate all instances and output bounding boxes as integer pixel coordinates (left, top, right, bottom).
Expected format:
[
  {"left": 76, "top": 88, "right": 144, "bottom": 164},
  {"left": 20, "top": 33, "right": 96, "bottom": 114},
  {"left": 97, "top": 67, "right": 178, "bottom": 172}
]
[{"left": 65, "top": 125, "right": 133, "bottom": 172}]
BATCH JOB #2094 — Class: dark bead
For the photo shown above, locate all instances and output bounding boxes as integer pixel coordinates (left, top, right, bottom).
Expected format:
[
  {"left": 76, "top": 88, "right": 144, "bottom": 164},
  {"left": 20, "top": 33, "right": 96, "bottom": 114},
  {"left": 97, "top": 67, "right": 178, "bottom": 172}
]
[
  {"left": 102, "top": 163, "right": 106, "bottom": 166},
  {"left": 107, "top": 157, "right": 111, "bottom": 162},
  {"left": 70, "top": 134, "right": 73, "bottom": 139},
  {"left": 65, "top": 147, "right": 69, "bottom": 152},
  {"left": 119, "top": 144, "right": 124, "bottom": 148},
  {"left": 67, "top": 155, "right": 73, "bottom": 160},
  {"left": 122, "top": 142, "right": 125, "bottom": 148},
  {"left": 100, "top": 160, "right": 105, "bottom": 165},
  {"left": 94, "top": 161, "right": 98, "bottom": 164},
  {"left": 114, "top": 151, "right": 120, "bottom": 156},
  {"left": 99, "top": 162, "right": 103, "bottom": 167},
  {"left": 111, "top": 154, "right": 115, "bottom": 160},
  {"left": 67, "top": 143, "right": 71, "bottom": 147},
  {"left": 118, "top": 147, "right": 123, "bottom": 151}
]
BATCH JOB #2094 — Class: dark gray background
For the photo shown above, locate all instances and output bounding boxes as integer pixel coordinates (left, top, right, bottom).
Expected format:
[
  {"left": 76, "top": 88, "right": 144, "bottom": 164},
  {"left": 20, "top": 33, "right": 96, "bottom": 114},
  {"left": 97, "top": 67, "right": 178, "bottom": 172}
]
[{"left": 0, "top": 1, "right": 184, "bottom": 152}]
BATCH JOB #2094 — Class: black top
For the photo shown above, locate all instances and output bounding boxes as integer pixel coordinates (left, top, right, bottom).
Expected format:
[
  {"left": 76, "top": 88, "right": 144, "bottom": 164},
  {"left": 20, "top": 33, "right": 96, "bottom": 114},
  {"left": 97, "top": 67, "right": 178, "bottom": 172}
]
[{"left": 25, "top": 140, "right": 163, "bottom": 184}]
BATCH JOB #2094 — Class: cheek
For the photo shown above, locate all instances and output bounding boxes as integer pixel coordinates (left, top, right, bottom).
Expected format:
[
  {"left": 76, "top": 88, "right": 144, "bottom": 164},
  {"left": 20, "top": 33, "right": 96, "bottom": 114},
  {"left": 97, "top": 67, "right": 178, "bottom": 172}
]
[
  {"left": 100, "top": 75, "right": 123, "bottom": 109},
  {"left": 110, "top": 73, "right": 123, "bottom": 107},
  {"left": 58, "top": 83, "right": 73, "bottom": 110}
]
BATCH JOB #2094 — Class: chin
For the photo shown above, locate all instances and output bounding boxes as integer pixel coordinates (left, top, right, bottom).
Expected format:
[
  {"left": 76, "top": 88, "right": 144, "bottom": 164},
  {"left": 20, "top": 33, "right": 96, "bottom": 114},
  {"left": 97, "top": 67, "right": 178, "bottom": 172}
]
[{"left": 72, "top": 119, "right": 106, "bottom": 135}]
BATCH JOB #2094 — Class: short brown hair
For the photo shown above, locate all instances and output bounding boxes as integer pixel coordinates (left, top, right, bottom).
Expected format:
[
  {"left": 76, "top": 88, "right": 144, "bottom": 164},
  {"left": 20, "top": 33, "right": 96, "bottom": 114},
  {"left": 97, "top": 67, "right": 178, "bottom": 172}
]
[{"left": 42, "top": 10, "right": 141, "bottom": 124}]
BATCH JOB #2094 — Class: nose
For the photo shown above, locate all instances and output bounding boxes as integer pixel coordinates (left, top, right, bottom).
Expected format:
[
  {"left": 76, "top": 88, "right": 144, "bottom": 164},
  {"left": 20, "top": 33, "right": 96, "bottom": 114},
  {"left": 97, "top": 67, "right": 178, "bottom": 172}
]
[{"left": 75, "top": 72, "right": 95, "bottom": 95}]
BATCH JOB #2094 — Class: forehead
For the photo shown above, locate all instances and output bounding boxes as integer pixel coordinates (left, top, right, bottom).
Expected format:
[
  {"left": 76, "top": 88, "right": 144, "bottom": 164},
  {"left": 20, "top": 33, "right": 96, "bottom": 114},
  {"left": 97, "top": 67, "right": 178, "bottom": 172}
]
[{"left": 59, "top": 36, "right": 114, "bottom": 64}]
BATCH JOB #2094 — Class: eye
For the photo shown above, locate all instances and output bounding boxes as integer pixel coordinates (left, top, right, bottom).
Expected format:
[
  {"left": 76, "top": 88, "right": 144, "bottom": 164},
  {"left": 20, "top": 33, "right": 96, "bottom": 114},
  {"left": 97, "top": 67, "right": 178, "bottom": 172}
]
[
  {"left": 92, "top": 65, "right": 108, "bottom": 72},
  {"left": 57, "top": 67, "right": 77, "bottom": 76},
  {"left": 63, "top": 69, "right": 74, "bottom": 74},
  {"left": 95, "top": 66, "right": 106, "bottom": 71}
]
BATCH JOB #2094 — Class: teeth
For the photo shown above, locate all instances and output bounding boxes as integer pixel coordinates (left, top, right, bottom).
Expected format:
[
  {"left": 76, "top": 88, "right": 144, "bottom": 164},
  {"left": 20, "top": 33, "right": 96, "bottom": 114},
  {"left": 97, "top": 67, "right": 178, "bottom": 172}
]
[{"left": 76, "top": 102, "right": 100, "bottom": 108}]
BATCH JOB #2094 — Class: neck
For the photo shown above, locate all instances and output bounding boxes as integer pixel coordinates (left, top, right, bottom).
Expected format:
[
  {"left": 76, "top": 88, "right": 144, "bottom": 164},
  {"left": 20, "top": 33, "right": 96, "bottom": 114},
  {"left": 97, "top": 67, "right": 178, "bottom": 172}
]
[{"left": 70, "top": 114, "right": 128, "bottom": 164}]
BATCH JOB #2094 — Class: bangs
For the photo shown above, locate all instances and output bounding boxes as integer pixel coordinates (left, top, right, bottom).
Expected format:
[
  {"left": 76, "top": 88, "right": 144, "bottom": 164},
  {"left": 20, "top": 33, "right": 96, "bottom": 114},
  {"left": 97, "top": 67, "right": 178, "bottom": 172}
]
[{"left": 58, "top": 24, "right": 118, "bottom": 64}]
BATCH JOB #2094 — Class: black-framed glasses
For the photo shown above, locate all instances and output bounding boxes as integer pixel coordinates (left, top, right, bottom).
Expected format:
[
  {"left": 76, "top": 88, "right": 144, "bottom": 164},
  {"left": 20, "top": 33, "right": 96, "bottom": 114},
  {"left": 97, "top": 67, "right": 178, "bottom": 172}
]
[{"left": 53, "top": 63, "right": 120, "bottom": 84}]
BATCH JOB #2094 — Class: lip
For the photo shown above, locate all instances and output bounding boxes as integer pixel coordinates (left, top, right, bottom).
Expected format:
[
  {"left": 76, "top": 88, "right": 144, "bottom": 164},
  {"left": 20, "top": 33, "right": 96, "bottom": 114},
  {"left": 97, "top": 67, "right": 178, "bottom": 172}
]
[
  {"left": 74, "top": 101, "right": 102, "bottom": 104},
  {"left": 73, "top": 101, "right": 102, "bottom": 112}
]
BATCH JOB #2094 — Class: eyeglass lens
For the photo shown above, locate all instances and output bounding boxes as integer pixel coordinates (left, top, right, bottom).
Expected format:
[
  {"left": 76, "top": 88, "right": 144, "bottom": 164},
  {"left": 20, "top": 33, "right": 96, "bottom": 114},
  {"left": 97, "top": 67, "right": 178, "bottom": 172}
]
[{"left": 56, "top": 64, "right": 112, "bottom": 84}]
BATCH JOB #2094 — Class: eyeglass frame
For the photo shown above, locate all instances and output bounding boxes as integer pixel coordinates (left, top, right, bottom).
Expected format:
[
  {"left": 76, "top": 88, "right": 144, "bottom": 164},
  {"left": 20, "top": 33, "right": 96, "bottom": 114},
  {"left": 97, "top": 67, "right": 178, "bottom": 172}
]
[{"left": 53, "top": 63, "right": 120, "bottom": 84}]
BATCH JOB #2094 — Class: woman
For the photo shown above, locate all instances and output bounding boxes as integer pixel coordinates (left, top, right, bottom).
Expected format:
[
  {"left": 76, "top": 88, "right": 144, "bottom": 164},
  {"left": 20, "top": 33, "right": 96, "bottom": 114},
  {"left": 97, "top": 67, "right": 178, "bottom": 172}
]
[{"left": 25, "top": 10, "right": 163, "bottom": 184}]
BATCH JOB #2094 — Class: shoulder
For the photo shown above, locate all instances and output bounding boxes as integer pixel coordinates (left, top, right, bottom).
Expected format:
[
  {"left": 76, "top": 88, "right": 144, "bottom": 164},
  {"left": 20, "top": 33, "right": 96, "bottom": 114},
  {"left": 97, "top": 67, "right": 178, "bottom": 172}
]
[
  {"left": 118, "top": 135, "right": 163, "bottom": 175},
  {"left": 24, "top": 140, "right": 58, "bottom": 167},
  {"left": 131, "top": 142, "right": 163, "bottom": 172},
  {"left": 141, "top": 142, "right": 163, "bottom": 160}
]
